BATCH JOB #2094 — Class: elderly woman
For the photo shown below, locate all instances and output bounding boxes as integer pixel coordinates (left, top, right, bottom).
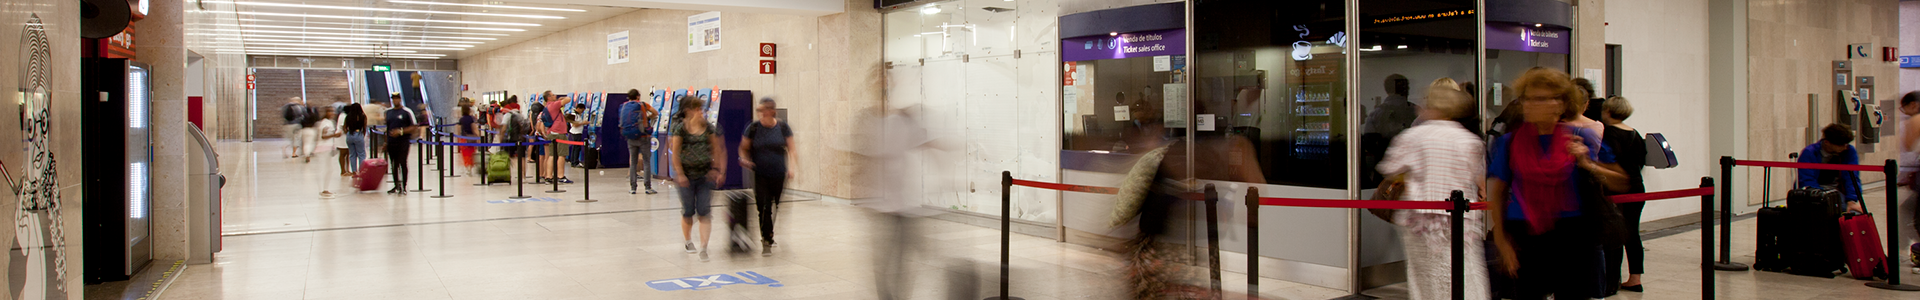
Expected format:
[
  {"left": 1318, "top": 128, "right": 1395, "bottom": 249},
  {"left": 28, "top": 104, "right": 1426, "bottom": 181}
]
[
  {"left": 1487, "top": 68, "right": 1630, "bottom": 300},
  {"left": 1599, "top": 96, "right": 1651, "bottom": 294},
  {"left": 1377, "top": 78, "right": 1488, "bottom": 300}
]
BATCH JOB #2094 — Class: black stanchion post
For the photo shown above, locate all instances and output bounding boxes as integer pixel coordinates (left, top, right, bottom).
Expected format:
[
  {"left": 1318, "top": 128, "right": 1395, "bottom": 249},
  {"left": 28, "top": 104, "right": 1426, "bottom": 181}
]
[
  {"left": 578, "top": 157, "right": 596, "bottom": 203},
  {"left": 432, "top": 136, "right": 453, "bottom": 199},
  {"left": 509, "top": 141, "right": 531, "bottom": 199},
  {"left": 986, "top": 171, "right": 1022, "bottom": 300},
  {"left": 1449, "top": 190, "right": 1466, "bottom": 300},
  {"left": 1203, "top": 184, "right": 1221, "bottom": 300},
  {"left": 1868, "top": 159, "right": 1920, "bottom": 291},
  {"left": 1701, "top": 177, "right": 1716, "bottom": 300},
  {"left": 410, "top": 138, "right": 431, "bottom": 192},
  {"left": 446, "top": 134, "right": 462, "bottom": 178},
  {"left": 473, "top": 136, "right": 492, "bottom": 186},
  {"left": 1714, "top": 156, "right": 1748, "bottom": 271},
  {"left": 547, "top": 142, "right": 567, "bottom": 194},
  {"left": 1245, "top": 187, "right": 1259, "bottom": 300}
]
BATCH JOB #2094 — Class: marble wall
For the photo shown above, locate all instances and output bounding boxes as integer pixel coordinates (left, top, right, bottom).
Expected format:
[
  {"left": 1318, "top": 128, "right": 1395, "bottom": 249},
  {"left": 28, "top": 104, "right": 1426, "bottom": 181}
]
[
  {"left": 459, "top": 0, "right": 883, "bottom": 199},
  {"left": 1605, "top": 0, "right": 1718, "bottom": 222},
  {"left": 1747, "top": 0, "right": 1902, "bottom": 205}
]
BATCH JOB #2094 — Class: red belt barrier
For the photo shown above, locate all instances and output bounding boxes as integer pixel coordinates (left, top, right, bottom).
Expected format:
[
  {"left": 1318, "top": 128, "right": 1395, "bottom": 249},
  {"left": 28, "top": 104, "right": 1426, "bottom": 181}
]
[
  {"left": 1009, "top": 179, "right": 1118, "bottom": 194},
  {"left": 1733, "top": 159, "right": 1881, "bottom": 172},
  {"left": 1256, "top": 197, "right": 1488, "bottom": 210},
  {"left": 552, "top": 139, "right": 586, "bottom": 146},
  {"left": 1609, "top": 187, "right": 1715, "bottom": 203}
]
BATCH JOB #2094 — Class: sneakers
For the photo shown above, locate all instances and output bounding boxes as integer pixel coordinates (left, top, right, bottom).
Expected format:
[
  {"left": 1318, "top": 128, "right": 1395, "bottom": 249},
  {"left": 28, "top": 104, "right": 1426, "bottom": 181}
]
[
  {"left": 629, "top": 188, "right": 637, "bottom": 194},
  {"left": 699, "top": 249, "right": 710, "bottom": 262},
  {"left": 684, "top": 241, "right": 698, "bottom": 253},
  {"left": 765, "top": 240, "right": 777, "bottom": 248},
  {"left": 761, "top": 245, "right": 772, "bottom": 257},
  {"left": 645, "top": 189, "right": 658, "bottom": 195},
  {"left": 558, "top": 177, "right": 574, "bottom": 184}
]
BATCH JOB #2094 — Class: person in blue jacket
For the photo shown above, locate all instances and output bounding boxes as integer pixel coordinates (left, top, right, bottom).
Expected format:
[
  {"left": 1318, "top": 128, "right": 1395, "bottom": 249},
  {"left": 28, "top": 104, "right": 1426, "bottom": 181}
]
[{"left": 1799, "top": 123, "right": 1867, "bottom": 214}]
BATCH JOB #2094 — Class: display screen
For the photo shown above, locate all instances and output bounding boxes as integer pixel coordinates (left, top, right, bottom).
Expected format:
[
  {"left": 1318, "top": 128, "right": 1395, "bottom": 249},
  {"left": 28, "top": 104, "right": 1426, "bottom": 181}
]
[{"left": 127, "top": 65, "right": 153, "bottom": 242}]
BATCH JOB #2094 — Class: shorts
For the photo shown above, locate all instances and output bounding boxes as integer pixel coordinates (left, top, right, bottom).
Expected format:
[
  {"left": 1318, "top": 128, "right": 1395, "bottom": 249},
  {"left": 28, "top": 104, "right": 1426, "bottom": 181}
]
[
  {"left": 546, "top": 133, "right": 568, "bottom": 156},
  {"left": 679, "top": 178, "right": 714, "bottom": 217}
]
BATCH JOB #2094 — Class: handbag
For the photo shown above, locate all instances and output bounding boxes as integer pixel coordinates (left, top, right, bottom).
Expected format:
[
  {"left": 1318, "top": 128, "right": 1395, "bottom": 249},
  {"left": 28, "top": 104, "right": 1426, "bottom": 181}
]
[
  {"left": 1577, "top": 168, "right": 1630, "bottom": 246},
  {"left": 1370, "top": 173, "right": 1407, "bottom": 221}
]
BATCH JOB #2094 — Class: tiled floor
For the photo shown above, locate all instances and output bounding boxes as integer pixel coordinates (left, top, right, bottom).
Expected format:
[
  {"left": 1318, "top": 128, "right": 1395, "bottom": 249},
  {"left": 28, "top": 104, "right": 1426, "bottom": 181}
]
[{"left": 159, "top": 140, "right": 1920, "bottom": 299}]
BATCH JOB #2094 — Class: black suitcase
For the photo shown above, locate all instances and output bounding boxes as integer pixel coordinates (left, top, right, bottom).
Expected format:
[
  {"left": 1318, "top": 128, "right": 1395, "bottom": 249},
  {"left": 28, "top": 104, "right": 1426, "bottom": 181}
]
[
  {"left": 725, "top": 191, "right": 755, "bottom": 254},
  {"left": 1754, "top": 205, "right": 1791, "bottom": 272},
  {"left": 1782, "top": 186, "right": 1846, "bottom": 278}
]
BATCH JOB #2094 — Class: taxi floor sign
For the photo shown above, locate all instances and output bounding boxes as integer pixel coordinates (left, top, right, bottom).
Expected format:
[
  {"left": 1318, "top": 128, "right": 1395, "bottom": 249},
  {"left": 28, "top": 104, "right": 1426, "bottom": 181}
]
[{"left": 647, "top": 271, "right": 782, "bottom": 291}]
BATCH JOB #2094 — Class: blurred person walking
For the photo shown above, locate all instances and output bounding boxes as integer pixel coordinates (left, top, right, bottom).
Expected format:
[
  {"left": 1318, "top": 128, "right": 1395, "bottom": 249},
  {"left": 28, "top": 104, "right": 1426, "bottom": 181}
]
[
  {"left": 619, "top": 89, "right": 660, "bottom": 194},
  {"left": 1598, "top": 96, "right": 1652, "bottom": 294},
  {"left": 669, "top": 96, "right": 725, "bottom": 262},
  {"left": 1897, "top": 91, "right": 1920, "bottom": 272},
  {"left": 458, "top": 104, "right": 479, "bottom": 174},
  {"left": 1486, "top": 68, "right": 1630, "bottom": 300},
  {"left": 1376, "top": 78, "right": 1488, "bottom": 300},
  {"left": 281, "top": 97, "right": 309, "bottom": 158},
  {"left": 296, "top": 105, "right": 321, "bottom": 163},
  {"left": 739, "top": 98, "right": 795, "bottom": 256}
]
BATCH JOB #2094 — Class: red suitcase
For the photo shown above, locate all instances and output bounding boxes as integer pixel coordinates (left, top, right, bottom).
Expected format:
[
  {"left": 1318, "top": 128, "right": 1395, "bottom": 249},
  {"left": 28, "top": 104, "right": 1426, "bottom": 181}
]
[
  {"left": 356, "top": 158, "right": 388, "bottom": 191},
  {"left": 1838, "top": 212, "right": 1887, "bottom": 279}
]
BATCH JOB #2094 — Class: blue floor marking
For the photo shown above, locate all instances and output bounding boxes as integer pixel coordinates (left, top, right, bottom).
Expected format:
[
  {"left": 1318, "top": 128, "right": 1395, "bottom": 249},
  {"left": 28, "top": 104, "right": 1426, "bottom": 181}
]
[{"left": 646, "top": 271, "right": 783, "bottom": 291}]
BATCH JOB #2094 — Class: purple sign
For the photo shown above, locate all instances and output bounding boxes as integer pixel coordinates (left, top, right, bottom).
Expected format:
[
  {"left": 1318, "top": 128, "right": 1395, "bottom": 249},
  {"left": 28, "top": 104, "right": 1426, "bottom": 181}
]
[
  {"left": 1062, "top": 28, "right": 1187, "bottom": 62},
  {"left": 1484, "top": 23, "right": 1568, "bottom": 54}
]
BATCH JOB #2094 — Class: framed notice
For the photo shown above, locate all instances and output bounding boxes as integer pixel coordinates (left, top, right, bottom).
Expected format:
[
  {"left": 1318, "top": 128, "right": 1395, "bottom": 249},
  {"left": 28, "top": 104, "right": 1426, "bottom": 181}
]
[
  {"left": 688, "top": 12, "right": 722, "bottom": 53},
  {"left": 608, "top": 31, "right": 630, "bottom": 64}
]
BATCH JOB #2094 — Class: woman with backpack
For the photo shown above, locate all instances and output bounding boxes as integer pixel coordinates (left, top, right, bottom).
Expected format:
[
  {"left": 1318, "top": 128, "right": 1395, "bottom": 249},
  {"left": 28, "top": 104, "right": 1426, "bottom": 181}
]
[{"left": 669, "top": 96, "right": 725, "bottom": 262}]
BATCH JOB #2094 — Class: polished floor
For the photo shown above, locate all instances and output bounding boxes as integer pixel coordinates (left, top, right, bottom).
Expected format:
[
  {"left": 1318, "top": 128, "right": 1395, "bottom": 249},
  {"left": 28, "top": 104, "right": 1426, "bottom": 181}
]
[{"left": 159, "top": 140, "right": 1920, "bottom": 299}]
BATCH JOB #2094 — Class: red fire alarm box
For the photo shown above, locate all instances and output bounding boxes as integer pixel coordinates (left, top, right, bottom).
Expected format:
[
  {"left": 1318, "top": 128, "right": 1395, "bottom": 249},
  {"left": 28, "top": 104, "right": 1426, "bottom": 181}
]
[
  {"left": 1886, "top": 47, "right": 1900, "bottom": 62},
  {"left": 759, "top": 60, "right": 777, "bottom": 74},
  {"left": 759, "top": 43, "right": 777, "bottom": 57}
]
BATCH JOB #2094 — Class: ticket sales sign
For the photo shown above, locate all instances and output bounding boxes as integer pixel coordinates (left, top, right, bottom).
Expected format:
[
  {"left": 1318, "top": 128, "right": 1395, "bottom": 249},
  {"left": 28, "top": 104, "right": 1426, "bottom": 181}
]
[{"left": 1062, "top": 28, "right": 1187, "bottom": 62}]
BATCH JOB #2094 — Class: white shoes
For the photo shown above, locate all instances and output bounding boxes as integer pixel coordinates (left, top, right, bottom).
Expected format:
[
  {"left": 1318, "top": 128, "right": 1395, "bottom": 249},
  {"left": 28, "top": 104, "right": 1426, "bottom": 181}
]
[{"left": 684, "top": 241, "right": 697, "bottom": 253}]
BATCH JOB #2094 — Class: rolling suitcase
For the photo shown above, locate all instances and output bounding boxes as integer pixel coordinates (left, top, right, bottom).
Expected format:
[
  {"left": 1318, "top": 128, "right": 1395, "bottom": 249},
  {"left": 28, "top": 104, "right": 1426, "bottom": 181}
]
[
  {"left": 1784, "top": 186, "right": 1846, "bottom": 278},
  {"left": 356, "top": 158, "right": 388, "bottom": 191},
  {"left": 1838, "top": 212, "right": 1888, "bottom": 280},
  {"left": 1754, "top": 205, "right": 1791, "bottom": 272},
  {"left": 725, "top": 191, "right": 754, "bottom": 254}
]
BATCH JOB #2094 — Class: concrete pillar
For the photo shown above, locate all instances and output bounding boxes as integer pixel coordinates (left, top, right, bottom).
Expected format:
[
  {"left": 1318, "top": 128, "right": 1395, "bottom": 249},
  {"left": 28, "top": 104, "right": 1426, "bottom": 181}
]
[{"left": 139, "top": 0, "right": 191, "bottom": 262}]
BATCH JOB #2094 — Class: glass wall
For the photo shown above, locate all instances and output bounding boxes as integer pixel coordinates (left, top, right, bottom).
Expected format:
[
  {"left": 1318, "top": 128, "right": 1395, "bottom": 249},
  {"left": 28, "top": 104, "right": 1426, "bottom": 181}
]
[
  {"left": 1195, "top": 0, "right": 1351, "bottom": 189},
  {"left": 882, "top": 0, "right": 1061, "bottom": 223}
]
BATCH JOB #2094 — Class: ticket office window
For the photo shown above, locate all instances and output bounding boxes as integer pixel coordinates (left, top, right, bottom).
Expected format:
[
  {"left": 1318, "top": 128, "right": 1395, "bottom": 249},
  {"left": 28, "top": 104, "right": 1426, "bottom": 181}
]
[
  {"left": 1194, "top": 0, "right": 1351, "bottom": 189},
  {"left": 1355, "top": 0, "right": 1481, "bottom": 188}
]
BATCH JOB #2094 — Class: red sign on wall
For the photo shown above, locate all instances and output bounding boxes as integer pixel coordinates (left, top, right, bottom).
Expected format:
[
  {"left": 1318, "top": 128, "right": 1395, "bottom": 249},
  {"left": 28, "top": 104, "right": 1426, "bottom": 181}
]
[
  {"left": 759, "top": 60, "right": 777, "bottom": 74},
  {"left": 759, "top": 43, "right": 777, "bottom": 57}
]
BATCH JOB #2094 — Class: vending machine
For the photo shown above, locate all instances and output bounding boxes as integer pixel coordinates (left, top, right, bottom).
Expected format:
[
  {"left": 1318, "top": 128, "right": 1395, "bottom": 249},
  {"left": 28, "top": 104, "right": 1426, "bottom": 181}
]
[{"left": 81, "top": 58, "right": 154, "bottom": 283}]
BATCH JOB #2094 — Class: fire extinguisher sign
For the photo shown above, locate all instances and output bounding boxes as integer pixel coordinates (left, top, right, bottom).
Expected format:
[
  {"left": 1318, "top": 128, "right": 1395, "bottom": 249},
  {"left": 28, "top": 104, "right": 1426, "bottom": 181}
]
[{"left": 759, "top": 60, "right": 776, "bottom": 74}]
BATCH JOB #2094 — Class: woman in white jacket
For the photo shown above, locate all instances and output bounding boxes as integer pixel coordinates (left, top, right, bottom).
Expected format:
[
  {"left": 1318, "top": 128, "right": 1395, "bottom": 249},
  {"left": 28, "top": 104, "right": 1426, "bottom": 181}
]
[{"left": 1376, "top": 78, "right": 1488, "bottom": 300}]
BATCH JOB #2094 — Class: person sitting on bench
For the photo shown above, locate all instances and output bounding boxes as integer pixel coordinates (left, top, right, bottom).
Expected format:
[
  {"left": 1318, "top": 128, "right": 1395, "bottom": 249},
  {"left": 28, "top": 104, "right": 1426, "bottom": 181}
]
[{"left": 1798, "top": 123, "right": 1867, "bottom": 214}]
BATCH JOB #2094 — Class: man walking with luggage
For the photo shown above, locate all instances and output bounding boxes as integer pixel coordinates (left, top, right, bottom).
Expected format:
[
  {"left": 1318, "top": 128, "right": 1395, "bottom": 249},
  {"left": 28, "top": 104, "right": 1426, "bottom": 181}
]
[
  {"left": 1799, "top": 123, "right": 1867, "bottom": 214},
  {"left": 282, "top": 97, "right": 308, "bottom": 158},
  {"left": 619, "top": 89, "right": 659, "bottom": 194}
]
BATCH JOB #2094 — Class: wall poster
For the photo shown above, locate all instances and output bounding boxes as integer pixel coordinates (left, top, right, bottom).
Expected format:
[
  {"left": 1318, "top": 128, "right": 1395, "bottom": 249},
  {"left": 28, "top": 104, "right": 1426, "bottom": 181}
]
[
  {"left": 608, "top": 31, "right": 630, "bottom": 65},
  {"left": 687, "top": 11, "right": 722, "bottom": 53},
  {"left": 14, "top": 14, "right": 71, "bottom": 300}
]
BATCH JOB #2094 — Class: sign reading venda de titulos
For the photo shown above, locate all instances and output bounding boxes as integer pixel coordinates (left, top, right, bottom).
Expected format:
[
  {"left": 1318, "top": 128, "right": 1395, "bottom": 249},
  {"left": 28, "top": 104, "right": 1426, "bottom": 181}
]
[
  {"left": 1484, "top": 22, "right": 1569, "bottom": 54},
  {"left": 1062, "top": 28, "right": 1187, "bottom": 62}
]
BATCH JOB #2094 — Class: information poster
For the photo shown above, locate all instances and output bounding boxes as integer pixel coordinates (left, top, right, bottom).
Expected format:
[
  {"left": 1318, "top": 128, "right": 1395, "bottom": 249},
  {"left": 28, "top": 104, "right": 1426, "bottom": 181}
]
[
  {"left": 1163, "top": 83, "right": 1187, "bottom": 128},
  {"left": 608, "top": 31, "right": 630, "bottom": 64},
  {"left": 688, "top": 12, "right": 722, "bottom": 53}
]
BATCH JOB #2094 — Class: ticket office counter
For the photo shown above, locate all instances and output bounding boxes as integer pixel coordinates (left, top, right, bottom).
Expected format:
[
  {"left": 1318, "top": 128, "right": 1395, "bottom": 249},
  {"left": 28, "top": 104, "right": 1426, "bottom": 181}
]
[{"left": 1059, "top": 0, "right": 1575, "bottom": 292}]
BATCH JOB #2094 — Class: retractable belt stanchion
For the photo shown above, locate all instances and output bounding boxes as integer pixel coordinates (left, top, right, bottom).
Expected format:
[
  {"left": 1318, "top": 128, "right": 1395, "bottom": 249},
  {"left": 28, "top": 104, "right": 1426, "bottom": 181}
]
[
  {"left": 509, "top": 140, "right": 532, "bottom": 200},
  {"left": 990, "top": 171, "right": 1021, "bottom": 300},
  {"left": 445, "top": 132, "right": 462, "bottom": 178},
  {"left": 1868, "top": 159, "right": 1920, "bottom": 291},
  {"left": 473, "top": 135, "right": 492, "bottom": 186},
  {"left": 1244, "top": 187, "right": 1259, "bottom": 300},
  {"left": 1700, "top": 177, "right": 1716, "bottom": 300},
  {"left": 578, "top": 151, "right": 596, "bottom": 203},
  {"left": 431, "top": 136, "right": 454, "bottom": 199},
  {"left": 1714, "top": 157, "right": 1747, "bottom": 271},
  {"left": 410, "top": 137, "right": 431, "bottom": 193},
  {"left": 548, "top": 139, "right": 577, "bottom": 194},
  {"left": 1203, "top": 184, "right": 1221, "bottom": 300},
  {"left": 1447, "top": 191, "right": 1466, "bottom": 300}
]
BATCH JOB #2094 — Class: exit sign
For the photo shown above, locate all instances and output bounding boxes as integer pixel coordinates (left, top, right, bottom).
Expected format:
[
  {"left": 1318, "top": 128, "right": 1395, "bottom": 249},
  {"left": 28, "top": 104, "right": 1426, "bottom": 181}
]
[{"left": 372, "top": 64, "right": 392, "bottom": 72}]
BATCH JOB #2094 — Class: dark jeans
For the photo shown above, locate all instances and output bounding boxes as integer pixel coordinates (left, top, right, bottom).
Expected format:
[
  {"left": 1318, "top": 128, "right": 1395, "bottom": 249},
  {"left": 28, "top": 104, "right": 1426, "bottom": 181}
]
[
  {"left": 1606, "top": 201, "right": 1648, "bottom": 287},
  {"left": 753, "top": 175, "right": 785, "bottom": 242},
  {"left": 627, "top": 138, "right": 652, "bottom": 190},
  {"left": 1503, "top": 216, "right": 1603, "bottom": 300},
  {"left": 387, "top": 138, "right": 412, "bottom": 190}
]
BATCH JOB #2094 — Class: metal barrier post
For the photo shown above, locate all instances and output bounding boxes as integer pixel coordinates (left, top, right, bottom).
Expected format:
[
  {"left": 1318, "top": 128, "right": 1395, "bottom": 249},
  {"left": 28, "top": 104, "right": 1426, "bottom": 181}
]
[
  {"left": 1868, "top": 159, "right": 1920, "bottom": 291},
  {"left": 509, "top": 141, "right": 531, "bottom": 199},
  {"left": 446, "top": 134, "right": 462, "bottom": 178},
  {"left": 410, "top": 138, "right": 431, "bottom": 193},
  {"left": 547, "top": 141, "right": 567, "bottom": 193},
  {"left": 1449, "top": 190, "right": 1466, "bottom": 300},
  {"left": 1245, "top": 187, "right": 1259, "bottom": 300},
  {"left": 1714, "top": 156, "right": 1747, "bottom": 271},
  {"left": 577, "top": 157, "right": 596, "bottom": 203},
  {"left": 1701, "top": 177, "right": 1716, "bottom": 300},
  {"left": 473, "top": 136, "right": 492, "bottom": 186},
  {"left": 986, "top": 171, "right": 1022, "bottom": 300},
  {"left": 432, "top": 136, "right": 453, "bottom": 198},
  {"left": 1203, "top": 184, "right": 1221, "bottom": 299}
]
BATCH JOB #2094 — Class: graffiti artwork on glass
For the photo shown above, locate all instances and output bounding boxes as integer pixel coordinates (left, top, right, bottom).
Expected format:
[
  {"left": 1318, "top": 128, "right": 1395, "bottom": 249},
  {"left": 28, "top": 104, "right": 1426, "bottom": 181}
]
[{"left": 11, "top": 14, "right": 71, "bottom": 300}]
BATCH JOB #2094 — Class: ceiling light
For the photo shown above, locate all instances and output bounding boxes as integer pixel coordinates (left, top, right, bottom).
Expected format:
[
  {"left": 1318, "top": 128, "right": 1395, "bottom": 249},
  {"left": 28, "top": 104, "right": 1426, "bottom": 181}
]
[
  {"left": 240, "top": 24, "right": 509, "bottom": 36},
  {"left": 237, "top": 38, "right": 475, "bottom": 48},
  {"left": 921, "top": 5, "right": 941, "bottom": 14},
  {"left": 1534, "top": 23, "right": 1543, "bottom": 27},
  {"left": 239, "top": 29, "right": 498, "bottom": 40},
  {"left": 1395, "top": 45, "right": 1408, "bottom": 49},
  {"left": 242, "top": 34, "right": 485, "bottom": 44},
  {"left": 234, "top": 11, "right": 542, "bottom": 27},
  {"left": 241, "top": 50, "right": 443, "bottom": 58},
  {"left": 210, "top": 1, "right": 563, "bottom": 19},
  {"left": 246, "top": 42, "right": 467, "bottom": 51},
  {"left": 1360, "top": 45, "right": 1382, "bottom": 52},
  {"left": 243, "top": 47, "right": 421, "bottom": 54},
  {"left": 384, "top": 0, "right": 586, "bottom": 12},
  {"left": 1109, "top": 32, "right": 1117, "bottom": 36},
  {"left": 243, "top": 52, "right": 446, "bottom": 59},
  {"left": 239, "top": 18, "right": 526, "bottom": 32}
]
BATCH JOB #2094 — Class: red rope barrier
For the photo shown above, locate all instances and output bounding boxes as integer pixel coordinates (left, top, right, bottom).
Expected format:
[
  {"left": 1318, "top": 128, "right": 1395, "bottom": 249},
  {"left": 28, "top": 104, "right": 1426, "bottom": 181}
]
[
  {"left": 1009, "top": 179, "right": 1119, "bottom": 194},
  {"left": 1733, "top": 159, "right": 1881, "bottom": 172},
  {"left": 1256, "top": 197, "right": 1488, "bottom": 210},
  {"left": 552, "top": 139, "right": 586, "bottom": 146},
  {"left": 1609, "top": 187, "right": 1716, "bottom": 203}
]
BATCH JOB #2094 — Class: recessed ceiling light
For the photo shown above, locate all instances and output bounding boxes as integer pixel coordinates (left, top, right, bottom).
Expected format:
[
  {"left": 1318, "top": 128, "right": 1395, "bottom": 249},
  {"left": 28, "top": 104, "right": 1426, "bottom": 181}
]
[
  {"left": 242, "top": 52, "right": 447, "bottom": 59},
  {"left": 1396, "top": 45, "right": 1408, "bottom": 49},
  {"left": 239, "top": 18, "right": 527, "bottom": 32},
  {"left": 241, "top": 34, "right": 487, "bottom": 44},
  {"left": 921, "top": 5, "right": 941, "bottom": 14},
  {"left": 246, "top": 42, "right": 467, "bottom": 51},
  {"left": 241, "top": 50, "right": 443, "bottom": 57},
  {"left": 234, "top": 11, "right": 542, "bottom": 27},
  {"left": 209, "top": 1, "right": 564, "bottom": 19},
  {"left": 244, "top": 47, "right": 421, "bottom": 54},
  {"left": 384, "top": 0, "right": 586, "bottom": 12},
  {"left": 240, "top": 29, "right": 498, "bottom": 40},
  {"left": 240, "top": 24, "right": 510, "bottom": 36}
]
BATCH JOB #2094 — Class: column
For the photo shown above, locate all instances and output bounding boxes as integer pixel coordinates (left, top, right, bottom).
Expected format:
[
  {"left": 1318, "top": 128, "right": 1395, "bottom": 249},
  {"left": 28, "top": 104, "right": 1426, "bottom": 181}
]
[{"left": 139, "top": 0, "right": 191, "bottom": 262}]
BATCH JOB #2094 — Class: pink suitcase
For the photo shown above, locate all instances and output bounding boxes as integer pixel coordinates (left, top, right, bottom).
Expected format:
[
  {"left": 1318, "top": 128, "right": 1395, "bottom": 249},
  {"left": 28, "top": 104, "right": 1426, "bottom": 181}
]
[
  {"left": 1838, "top": 212, "right": 1887, "bottom": 279},
  {"left": 356, "top": 158, "right": 388, "bottom": 191}
]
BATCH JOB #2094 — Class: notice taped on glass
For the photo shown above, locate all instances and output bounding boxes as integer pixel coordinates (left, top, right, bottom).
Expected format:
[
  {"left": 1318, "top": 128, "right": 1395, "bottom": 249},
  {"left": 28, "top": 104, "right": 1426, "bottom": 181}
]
[{"left": 688, "top": 12, "right": 722, "bottom": 53}]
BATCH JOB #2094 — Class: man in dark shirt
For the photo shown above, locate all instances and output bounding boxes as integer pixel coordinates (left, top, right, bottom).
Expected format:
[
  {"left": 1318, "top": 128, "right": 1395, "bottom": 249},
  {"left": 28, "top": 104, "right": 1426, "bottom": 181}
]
[
  {"left": 385, "top": 94, "right": 421, "bottom": 195},
  {"left": 1799, "top": 123, "right": 1866, "bottom": 214}
]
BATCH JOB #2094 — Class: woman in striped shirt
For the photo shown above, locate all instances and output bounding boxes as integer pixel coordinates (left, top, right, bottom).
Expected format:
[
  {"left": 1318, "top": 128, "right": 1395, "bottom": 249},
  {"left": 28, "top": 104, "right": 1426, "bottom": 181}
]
[{"left": 1377, "top": 78, "right": 1487, "bottom": 300}]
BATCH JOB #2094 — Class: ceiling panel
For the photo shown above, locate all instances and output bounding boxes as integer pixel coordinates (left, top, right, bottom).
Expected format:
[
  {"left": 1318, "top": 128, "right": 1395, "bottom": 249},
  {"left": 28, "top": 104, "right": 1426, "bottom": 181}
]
[{"left": 207, "top": 0, "right": 638, "bottom": 59}]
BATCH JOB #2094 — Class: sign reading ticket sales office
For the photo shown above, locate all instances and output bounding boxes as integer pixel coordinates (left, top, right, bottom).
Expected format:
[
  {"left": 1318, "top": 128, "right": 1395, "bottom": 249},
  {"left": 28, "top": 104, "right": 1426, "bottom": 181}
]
[
  {"left": 1062, "top": 28, "right": 1186, "bottom": 62},
  {"left": 688, "top": 11, "right": 722, "bottom": 53},
  {"left": 1484, "top": 22, "right": 1569, "bottom": 54}
]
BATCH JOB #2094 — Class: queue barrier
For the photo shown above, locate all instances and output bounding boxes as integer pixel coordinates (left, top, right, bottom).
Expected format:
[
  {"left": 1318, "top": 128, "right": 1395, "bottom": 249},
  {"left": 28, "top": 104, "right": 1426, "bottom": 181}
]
[
  {"left": 995, "top": 172, "right": 1719, "bottom": 300},
  {"left": 1720, "top": 156, "right": 1920, "bottom": 292}
]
